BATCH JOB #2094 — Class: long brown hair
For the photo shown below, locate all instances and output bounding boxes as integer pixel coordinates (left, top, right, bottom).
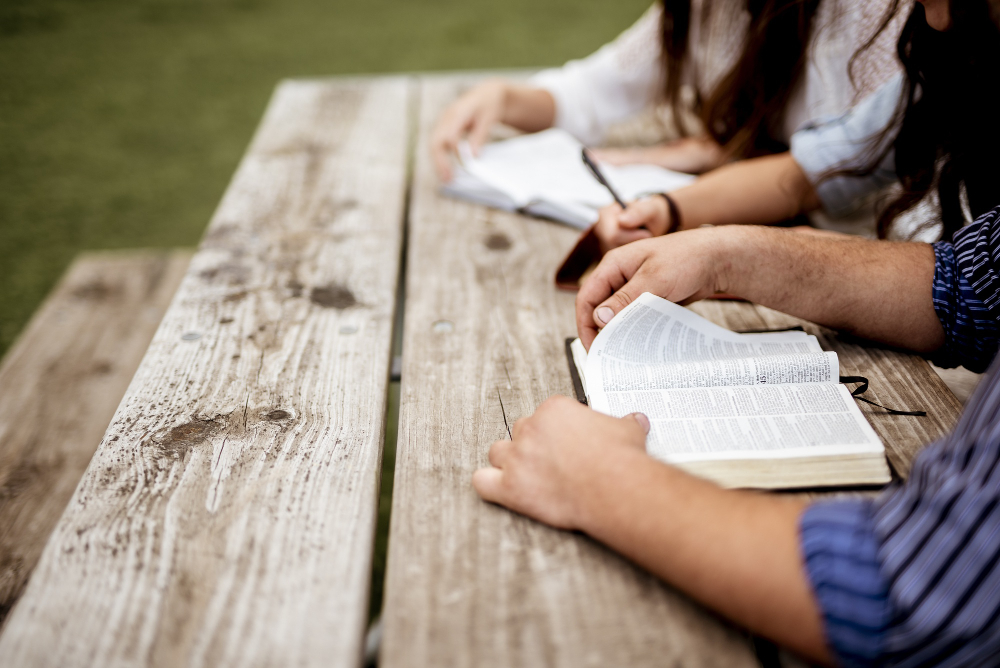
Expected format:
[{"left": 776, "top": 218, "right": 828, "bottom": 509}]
[
  {"left": 660, "top": 0, "right": 821, "bottom": 159},
  {"left": 838, "top": 1, "right": 1000, "bottom": 239}
]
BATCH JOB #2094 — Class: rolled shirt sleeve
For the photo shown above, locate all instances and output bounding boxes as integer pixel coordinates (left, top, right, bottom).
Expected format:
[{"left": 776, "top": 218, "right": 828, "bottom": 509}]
[
  {"left": 789, "top": 75, "right": 903, "bottom": 219},
  {"left": 931, "top": 205, "right": 1000, "bottom": 372}
]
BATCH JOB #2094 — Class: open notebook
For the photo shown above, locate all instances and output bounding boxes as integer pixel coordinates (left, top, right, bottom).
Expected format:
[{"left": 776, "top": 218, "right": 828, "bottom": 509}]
[
  {"left": 441, "top": 129, "right": 695, "bottom": 229},
  {"left": 569, "top": 294, "right": 891, "bottom": 489}
]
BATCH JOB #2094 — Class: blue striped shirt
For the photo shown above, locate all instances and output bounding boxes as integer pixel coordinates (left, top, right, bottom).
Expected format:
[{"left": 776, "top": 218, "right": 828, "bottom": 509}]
[
  {"left": 801, "top": 205, "right": 1000, "bottom": 666},
  {"left": 930, "top": 205, "right": 1000, "bottom": 372}
]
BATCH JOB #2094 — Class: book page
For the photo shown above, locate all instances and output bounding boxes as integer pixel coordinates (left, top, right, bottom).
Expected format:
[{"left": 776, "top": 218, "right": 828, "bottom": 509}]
[
  {"left": 582, "top": 294, "right": 884, "bottom": 463},
  {"left": 445, "top": 130, "right": 696, "bottom": 228},
  {"left": 591, "top": 383, "right": 884, "bottom": 462},
  {"left": 585, "top": 293, "right": 823, "bottom": 396},
  {"left": 596, "top": 352, "right": 838, "bottom": 391}
]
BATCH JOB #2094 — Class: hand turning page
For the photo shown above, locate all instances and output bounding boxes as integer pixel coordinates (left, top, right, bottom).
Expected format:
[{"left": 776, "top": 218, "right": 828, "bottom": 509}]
[{"left": 573, "top": 293, "right": 891, "bottom": 489}]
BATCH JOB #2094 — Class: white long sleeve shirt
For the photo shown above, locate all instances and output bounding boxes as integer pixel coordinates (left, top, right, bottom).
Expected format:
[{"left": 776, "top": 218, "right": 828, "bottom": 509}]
[{"left": 530, "top": 1, "right": 906, "bottom": 148}]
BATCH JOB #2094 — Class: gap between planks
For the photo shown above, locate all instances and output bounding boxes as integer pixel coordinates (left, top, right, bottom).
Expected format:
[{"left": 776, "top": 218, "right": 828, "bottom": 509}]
[{"left": 0, "top": 249, "right": 192, "bottom": 628}]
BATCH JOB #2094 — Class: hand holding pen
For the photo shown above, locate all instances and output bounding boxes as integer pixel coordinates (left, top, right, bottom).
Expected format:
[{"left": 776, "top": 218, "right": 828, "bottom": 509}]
[{"left": 581, "top": 148, "right": 683, "bottom": 253}]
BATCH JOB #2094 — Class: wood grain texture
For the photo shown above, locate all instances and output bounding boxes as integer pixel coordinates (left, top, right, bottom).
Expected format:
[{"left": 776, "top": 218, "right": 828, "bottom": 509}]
[
  {"left": 0, "top": 77, "right": 411, "bottom": 667},
  {"left": 0, "top": 250, "right": 191, "bottom": 625},
  {"left": 380, "top": 74, "right": 759, "bottom": 668}
]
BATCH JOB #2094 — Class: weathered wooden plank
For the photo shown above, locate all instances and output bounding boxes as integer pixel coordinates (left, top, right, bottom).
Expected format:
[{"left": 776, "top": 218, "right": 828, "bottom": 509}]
[
  {"left": 0, "top": 250, "right": 191, "bottom": 625},
  {"left": 930, "top": 364, "right": 982, "bottom": 405},
  {"left": 380, "top": 74, "right": 759, "bottom": 668},
  {"left": 0, "top": 77, "right": 411, "bottom": 667}
]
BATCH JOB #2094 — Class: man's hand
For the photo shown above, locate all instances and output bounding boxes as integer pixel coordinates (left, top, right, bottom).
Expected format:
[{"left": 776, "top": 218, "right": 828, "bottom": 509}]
[
  {"left": 577, "top": 227, "right": 741, "bottom": 349},
  {"left": 594, "top": 197, "right": 671, "bottom": 253},
  {"left": 431, "top": 80, "right": 508, "bottom": 182},
  {"left": 472, "top": 395, "right": 650, "bottom": 531}
]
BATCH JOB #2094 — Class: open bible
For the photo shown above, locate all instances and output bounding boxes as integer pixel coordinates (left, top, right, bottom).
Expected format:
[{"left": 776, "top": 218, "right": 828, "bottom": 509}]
[
  {"left": 441, "top": 129, "right": 694, "bottom": 229},
  {"left": 569, "top": 293, "right": 891, "bottom": 489}
]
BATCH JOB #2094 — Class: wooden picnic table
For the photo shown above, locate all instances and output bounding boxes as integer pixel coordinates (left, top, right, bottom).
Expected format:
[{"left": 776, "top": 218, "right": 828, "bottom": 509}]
[{"left": 0, "top": 73, "right": 965, "bottom": 667}]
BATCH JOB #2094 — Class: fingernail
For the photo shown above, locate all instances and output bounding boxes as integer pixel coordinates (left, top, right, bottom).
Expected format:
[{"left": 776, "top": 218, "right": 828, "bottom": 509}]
[
  {"left": 633, "top": 413, "right": 650, "bottom": 434},
  {"left": 596, "top": 306, "right": 614, "bottom": 324}
]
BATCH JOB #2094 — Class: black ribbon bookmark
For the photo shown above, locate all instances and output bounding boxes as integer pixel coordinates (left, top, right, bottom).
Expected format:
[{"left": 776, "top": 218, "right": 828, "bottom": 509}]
[{"left": 840, "top": 375, "right": 927, "bottom": 417}]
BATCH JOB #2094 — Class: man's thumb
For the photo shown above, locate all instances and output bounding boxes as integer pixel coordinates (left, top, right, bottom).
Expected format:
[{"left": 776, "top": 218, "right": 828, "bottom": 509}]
[
  {"left": 593, "top": 287, "right": 639, "bottom": 327},
  {"left": 627, "top": 412, "right": 651, "bottom": 434}
]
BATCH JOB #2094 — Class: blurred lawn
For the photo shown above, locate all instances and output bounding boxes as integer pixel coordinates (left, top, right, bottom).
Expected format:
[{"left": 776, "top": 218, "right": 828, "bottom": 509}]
[
  {"left": 0, "top": 0, "right": 649, "bottom": 357},
  {"left": 1, "top": 0, "right": 650, "bottom": 630}
]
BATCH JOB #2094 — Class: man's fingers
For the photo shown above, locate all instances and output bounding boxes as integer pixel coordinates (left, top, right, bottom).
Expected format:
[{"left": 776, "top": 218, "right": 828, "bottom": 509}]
[
  {"left": 575, "top": 245, "right": 637, "bottom": 347},
  {"left": 472, "top": 467, "right": 505, "bottom": 503},
  {"left": 511, "top": 416, "right": 529, "bottom": 439},
  {"left": 488, "top": 439, "right": 511, "bottom": 468}
]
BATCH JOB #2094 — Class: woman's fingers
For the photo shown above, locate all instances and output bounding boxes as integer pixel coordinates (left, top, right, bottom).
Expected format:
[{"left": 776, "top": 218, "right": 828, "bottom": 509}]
[
  {"left": 431, "top": 112, "right": 468, "bottom": 182},
  {"left": 466, "top": 112, "right": 496, "bottom": 156},
  {"left": 594, "top": 198, "right": 669, "bottom": 253},
  {"left": 618, "top": 197, "right": 668, "bottom": 233},
  {"left": 431, "top": 137, "right": 456, "bottom": 181}
]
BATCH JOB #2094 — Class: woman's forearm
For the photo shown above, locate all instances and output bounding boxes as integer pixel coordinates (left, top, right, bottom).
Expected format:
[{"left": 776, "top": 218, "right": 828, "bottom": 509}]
[
  {"left": 721, "top": 227, "right": 944, "bottom": 352},
  {"left": 500, "top": 84, "right": 556, "bottom": 133},
  {"left": 673, "top": 153, "right": 821, "bottom": 229},
  {"left": 577, "top": 450, "right": 830, "bottom": 664}
]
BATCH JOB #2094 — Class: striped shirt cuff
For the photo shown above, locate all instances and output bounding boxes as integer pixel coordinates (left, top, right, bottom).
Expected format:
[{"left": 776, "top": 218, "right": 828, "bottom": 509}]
[{"left": 800, "top": 499, "right": 891, "bottom": 667}]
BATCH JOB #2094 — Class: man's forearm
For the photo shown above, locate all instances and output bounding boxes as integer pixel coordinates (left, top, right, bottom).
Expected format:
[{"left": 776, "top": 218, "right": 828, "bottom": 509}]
[
  {"left": 673, "top": 153, "right": 821, "bottom": 230},
  {"left": 719, "top": 227, "right": 944, "bottom": 352},
  {"left": 577, "top": 451, "right": 830, "bottom": 664}
]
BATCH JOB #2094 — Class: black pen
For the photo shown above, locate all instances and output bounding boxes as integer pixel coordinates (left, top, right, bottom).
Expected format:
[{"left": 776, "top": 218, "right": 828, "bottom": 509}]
[{"left": 581, "top": 147, "right": 628, "bottom": 209}]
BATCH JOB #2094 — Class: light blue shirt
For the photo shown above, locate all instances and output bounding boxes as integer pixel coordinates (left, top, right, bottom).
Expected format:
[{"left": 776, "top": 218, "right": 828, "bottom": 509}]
[{"left": 790, "top": 75, "right": 903, "bottom": 219}]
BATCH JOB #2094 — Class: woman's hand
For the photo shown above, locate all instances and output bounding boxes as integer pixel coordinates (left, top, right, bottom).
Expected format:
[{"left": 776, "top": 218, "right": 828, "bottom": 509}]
[
  {"left": 577, "top": 227, "right": 741, "bottom": 349},
  {"left": 431, "top": 80, "right": 508, "bottom": 182},
  {"left": 472, "top": 395, "right": 650, "bottom": 531},
  {"left": 430, "top": 80, "right": 556, "bottom": 182},
  {"left": 594, "top": 196, "right": 671, "bottom": 253},
  {"left": 591, "top": 136, "right": 726, "bottom": 174}
]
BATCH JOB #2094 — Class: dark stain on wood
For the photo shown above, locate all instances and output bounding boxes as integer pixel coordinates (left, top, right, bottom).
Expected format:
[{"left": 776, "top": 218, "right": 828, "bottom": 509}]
[
  {"left": 266, "top": 409, "right": 291, "bottom": 421},
  {"left": 91, "top": 362, "right": 113, "bottom": 375},
  {"left": 201, "top": 263, "right": 250, "bottom": 286},
  {"left": 72, "top": 281, "right": 119, "bottom": 301},
  {"left": 155, "top": 417, "right": 222, "bottom": 458},
  {"left": 484, "top": 233, "right": 512, "bottom": 251},
  {"left": 310, "top": 284, "right": 357, "bottom": 309}
]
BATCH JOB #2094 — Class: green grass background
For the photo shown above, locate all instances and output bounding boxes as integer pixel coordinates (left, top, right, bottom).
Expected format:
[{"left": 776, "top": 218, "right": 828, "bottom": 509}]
[
  {"left": 0, "top": 0, "right": 649, "bottom": 627},
  {"left": 1, "top": 0, "right": 648, "bottom": 357}
]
